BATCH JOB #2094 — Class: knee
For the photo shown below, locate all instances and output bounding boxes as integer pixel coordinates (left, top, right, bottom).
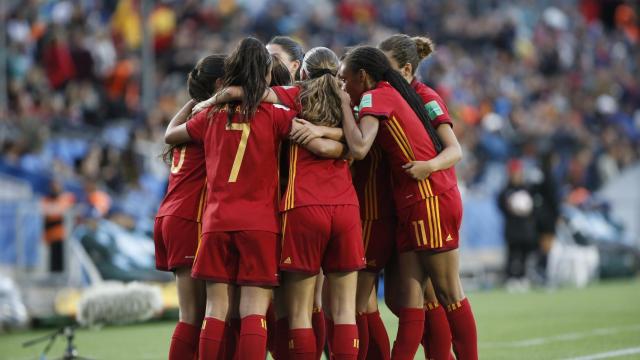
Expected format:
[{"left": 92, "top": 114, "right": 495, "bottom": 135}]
[
  {"left": 180, "top": 302, "right": 205, "bottom": 325},
  {"left": 206, "top": 298, "right": 229, "bottom": 320},
  {"left": 432, "top": 279, "right": 464, "bottom": 305},
  {"left": 331, "top": 300, "right": 356, "bottom": 324}
]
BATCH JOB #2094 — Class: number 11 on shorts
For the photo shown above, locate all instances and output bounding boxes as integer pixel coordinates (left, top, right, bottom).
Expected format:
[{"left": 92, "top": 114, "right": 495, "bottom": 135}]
[{"left": 226, "top": 123, "right": 251, "bottom": 182}]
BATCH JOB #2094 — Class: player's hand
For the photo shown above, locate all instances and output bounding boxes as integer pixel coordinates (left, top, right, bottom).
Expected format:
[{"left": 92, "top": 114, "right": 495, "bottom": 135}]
[
  {"left": 402, "top": 160, "right": 436, "bottom": 181},
  {"left": 290, "top": 118, "right": 323, "bottom": 145},
  {"left": 191, "top": 98, "right": 215, "bottom": 116},
  {"left": 339, "top": 89, "right": 352, "bottom": 106}
]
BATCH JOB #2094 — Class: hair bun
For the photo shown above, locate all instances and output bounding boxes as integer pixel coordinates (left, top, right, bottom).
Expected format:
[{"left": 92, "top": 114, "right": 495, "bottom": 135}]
[{"left": 412, "top": 36, "right": 435, "bottom": 60}]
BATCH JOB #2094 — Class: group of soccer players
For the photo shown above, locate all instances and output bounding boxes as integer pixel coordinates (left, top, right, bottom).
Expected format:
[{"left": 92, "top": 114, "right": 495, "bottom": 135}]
[{"left": 154, "top": 33, "right": 478, "bottom": 360}]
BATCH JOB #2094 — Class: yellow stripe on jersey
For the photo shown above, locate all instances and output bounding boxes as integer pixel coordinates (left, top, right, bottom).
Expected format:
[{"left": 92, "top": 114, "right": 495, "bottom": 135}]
[
  {"left": 426, "top": 199, "right": 437, "bottom": 248},
  {"left": 284, "top": 144, "right": 299, "bottom": 210},
  {"left": 281, "top": 212, "right": 288, "bottom": 247},
  {"left": 385, "top": 121, "right": 412, "bottom": 162},
  {"left": 389, "top": 117, "right": 416, "bottom": 159},
  {"left": 363, "top": 220, "right": 373, "bottom": 251},
  {"left": 194, "top": 179, "right": 208, "bottom": 259},
  {"left": 386, "top": 117, "right": 435, "bottom": 198}
]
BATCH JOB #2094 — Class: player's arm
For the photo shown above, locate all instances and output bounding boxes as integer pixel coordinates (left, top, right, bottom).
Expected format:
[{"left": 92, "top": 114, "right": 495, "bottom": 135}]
[
  {"left": 192, "top": 87, "right": 278, "bottom": 114},
  {"left": 341, "top": 91, "right": 378, "bottom": 160},
  {"left": 403, "top": 124, "right": 462, "bottom": 180},
  {"left": 164, "top": 100, "right": 197, "bottom": 144},
  {"left": 290, "top": 118, "right": 344, "bottom": 145},
  {"left": 303, "top": 138, "right": 346, "bottom": 159}
]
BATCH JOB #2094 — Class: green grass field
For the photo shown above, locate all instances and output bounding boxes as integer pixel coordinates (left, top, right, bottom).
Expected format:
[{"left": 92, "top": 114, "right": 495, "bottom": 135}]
[{"left": 1, "top": 279, "right": 639, "bottom": 360}]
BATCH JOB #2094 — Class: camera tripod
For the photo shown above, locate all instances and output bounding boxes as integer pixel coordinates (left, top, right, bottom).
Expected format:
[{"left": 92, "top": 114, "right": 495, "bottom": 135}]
[{"left": 23, "top": 325, "right": 95, "bottom": 360}]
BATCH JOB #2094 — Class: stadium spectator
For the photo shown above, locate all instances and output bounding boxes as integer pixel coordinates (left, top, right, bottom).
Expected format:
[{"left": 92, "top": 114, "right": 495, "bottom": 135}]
[{"left": 41, "top": 179, "right": 75, "bottom": 272}]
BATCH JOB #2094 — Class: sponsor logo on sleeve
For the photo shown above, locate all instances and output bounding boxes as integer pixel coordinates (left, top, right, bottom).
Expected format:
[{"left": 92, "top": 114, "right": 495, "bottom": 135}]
[
  {"left": 359, "top": 93, "right": 373, "bottom": 109},
  {"left": 425, "top": 100, "right": 444, "bottom": 120}
]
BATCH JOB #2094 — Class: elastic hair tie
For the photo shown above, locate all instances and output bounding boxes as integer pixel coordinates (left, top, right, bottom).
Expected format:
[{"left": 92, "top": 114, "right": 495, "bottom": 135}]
[{"left": 310, "top": 68, "right": 335, "bottom": 78}]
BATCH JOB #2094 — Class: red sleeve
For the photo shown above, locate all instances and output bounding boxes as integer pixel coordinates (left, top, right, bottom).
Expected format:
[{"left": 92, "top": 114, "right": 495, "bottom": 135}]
[
  {"left": 357, "top": 90, "right": 392, "bottom": 120},
  {"left": 271, "top": 104, "right": 297, "bottom": 139},
  {"left": 185, "top": 110, "right": 208, "bottom": 143},
  {"left": 272, "top": 86, "right": 302, "bottom": 113},
  {"left": 425, "top": 95, "right": 453, "bottom": 128}
]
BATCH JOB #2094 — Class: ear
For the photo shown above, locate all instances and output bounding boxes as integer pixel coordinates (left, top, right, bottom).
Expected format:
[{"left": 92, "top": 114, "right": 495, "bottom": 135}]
[
  {"left": 402, "top": 63, "right": 413, "bottom": 79},
  {"left": 358, "top": 69, "right": 368, "bottom": 84},
  {"left": 215, "top": 78, "right": 224, "bottom": 90},
  {"left": 292, "top": 60, "right": 301, "bottom": 73}
]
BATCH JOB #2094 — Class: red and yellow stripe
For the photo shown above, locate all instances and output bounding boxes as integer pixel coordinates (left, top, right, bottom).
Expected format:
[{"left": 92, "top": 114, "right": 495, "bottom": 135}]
[
  {"left": 411, "top": 196, "right": 443, "bottom": 249},
  {"left": 283, "top": 144, "right": 299, "bottom": 211},
  {"left": 384, "top": 116, "right": 434, "bottom": 197},
  {"left": 362, "top": 219, "right": 373, "bottom": 251},
  {"left": 363, "top": 147, "right": 381, "bottom": 220},
  {"left": 194, "top": 178, "right": 208, "bottom": 259}
]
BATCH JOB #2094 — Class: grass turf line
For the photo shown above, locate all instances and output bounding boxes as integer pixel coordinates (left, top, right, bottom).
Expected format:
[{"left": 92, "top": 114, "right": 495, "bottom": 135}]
[{"left": 0, "top": 279, "right": 638, "bottom": 360}]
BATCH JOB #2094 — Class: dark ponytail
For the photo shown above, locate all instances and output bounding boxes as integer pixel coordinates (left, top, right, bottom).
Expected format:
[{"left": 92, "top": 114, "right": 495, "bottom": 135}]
[
  {"left": 163, "top": 54, "right": 226, "bottom": 164},
  {"left": 222, "top": 37, "right": 272, "bottom": 124},
  {"left": 344, "top": 46, "right": 443, "bottom": 152}
]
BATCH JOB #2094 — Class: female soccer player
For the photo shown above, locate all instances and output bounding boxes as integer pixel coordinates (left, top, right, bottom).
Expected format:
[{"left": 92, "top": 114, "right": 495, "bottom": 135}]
[
  {"left": 164, "top": 37, "right": 344, "bottom": 360},
  {"left": 200, "top": 47, "right": 364, "bottom": 360},
  {"left": 379, "top": 34, "right": 462, "bottom": 360},
  {"left": 338, "top": 46, "right": 478, "bottom": 360},
  {"left": 268, "top": 36, "right": 305, "bottom": 80},
  {"left": 155, "top": 54, "right": 225, "bottom": 360}
]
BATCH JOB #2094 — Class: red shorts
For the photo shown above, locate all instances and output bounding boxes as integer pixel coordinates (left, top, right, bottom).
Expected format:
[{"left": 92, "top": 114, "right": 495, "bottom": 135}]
[
  {"left": 362, "top": 217, "right": 396, "bottom": 273},
  {"left": 154, "top": 216, "right": 200, "bottom": 271},
  {"left": 396, "top": 186, "right": 462, "bottom": 253},
  {"left": 191, "top": 231, "right": 280, "bottom": 286},
  {"left": 280, "top": 205, "right": 365, "bottom": 274}
]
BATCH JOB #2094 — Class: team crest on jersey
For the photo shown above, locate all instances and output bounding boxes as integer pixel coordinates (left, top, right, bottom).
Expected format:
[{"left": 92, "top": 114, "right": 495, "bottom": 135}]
[
  {"left": 359, "top": 93, "right": 372, "bottom": 109},
  {"left": 273, "top": 103, "right": 291, "bottom": 111},
  {"left": 425, "top": 100, "right": 444, "bottom": 120}
]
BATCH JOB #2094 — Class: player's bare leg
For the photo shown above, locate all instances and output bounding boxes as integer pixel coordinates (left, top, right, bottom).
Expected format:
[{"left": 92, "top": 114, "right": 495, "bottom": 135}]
[
  {"left": 284, "top": 272, "right": 318, "bottom": 357},
  {"left": 199, "top": 282, "right": 232, "bottom": 359},
  {"left": 176, "top": 267, "right": 206, "bottom": 325},
  {"left": 327, "top": 271, "right": 359, "bottom": 359},
  {"left": 422, "top": 249, "right": 477, "bottom": 360},
  {"left": 422, "top": 277, "right": 454, "bottom": 360},
  {"left": 235, "top": 285, "right": 274, "bottom": 359},
  {"left": 390, "top": 251, "right": 425, "bottom": 360}
]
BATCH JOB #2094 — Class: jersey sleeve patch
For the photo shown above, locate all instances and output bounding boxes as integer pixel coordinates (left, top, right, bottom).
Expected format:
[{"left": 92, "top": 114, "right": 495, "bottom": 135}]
[
  {"left": 359, "top": 93, "right": 373, "bottom": 109},
  {"left": 425, "top": 100, "right": 444, "bottom": 120}
]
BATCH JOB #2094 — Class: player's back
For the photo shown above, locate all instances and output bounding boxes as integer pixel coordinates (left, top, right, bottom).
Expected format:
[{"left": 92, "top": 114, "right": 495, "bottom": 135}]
[{"left": 187, "top": 102, "right": 295, "bottom": 234}]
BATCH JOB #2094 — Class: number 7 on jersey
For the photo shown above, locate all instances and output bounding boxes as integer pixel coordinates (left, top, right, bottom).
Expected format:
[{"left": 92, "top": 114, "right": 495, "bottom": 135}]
[{"left": 226, "top": 123, "right": 251, "bottom": 182}]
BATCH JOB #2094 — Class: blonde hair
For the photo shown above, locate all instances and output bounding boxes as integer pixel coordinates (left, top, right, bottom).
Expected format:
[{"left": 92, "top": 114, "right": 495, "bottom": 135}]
[{"left": 298, "top": 47, "right": 343, "bottom": 127}]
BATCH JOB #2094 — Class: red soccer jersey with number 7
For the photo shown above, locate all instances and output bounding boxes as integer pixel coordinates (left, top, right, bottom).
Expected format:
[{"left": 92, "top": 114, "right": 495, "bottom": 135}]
[
  {"left": 156, "top": 142, "right": 207, "bottom": 222},
  {"left": 186, "top": 103, "right": 296, "bottom": 233}
]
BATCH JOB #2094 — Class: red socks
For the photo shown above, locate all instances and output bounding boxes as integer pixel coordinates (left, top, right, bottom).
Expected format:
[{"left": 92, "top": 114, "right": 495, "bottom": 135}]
[
  {"left": 331, "top": 324, "right": 359, "bottom": 360},
  {"left": 237, "top": 315, "right": 268, "bottom": 360},
  {"left": 169, "top": 321, "right": 200, "bottom": 360},
  {"left": 390, "top": 308, "right": 424, "bottom": 360},
  {"left": 312, "top": 308, "right": 326, "bottom": 360},
  {"left": 199, "top": 317, "right": 225, "bottom": 360},
  {"left": 267, "top": 304, "right": 277, "bottom": 357},
  {"left": 325, "top": 317, "right": 334, "bottom": 355},
  {"left": 275, "top": 317, "right": 290, "bottom": 360},
  {"left": 289, "top": 328, "right": 316, "bottom": 360},
  {"left": 423, "top": 302, "right": 454, "bottom": 360},
  {"left": 356, "top": 314, "right": 369, "bottom": 360},
  {"left": 445, "top": 298, "right": 478, "bottom": 360},
  {"left": 222, "top": 318, "right": 240, "bottom": 360},
  {"left": 367, "top": 311, "right": 390, "bottom": 360}
]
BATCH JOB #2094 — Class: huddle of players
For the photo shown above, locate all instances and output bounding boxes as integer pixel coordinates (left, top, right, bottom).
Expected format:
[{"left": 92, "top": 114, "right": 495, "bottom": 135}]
[{"left": 155, "top": 34, "right": 478, "bottom": 360}]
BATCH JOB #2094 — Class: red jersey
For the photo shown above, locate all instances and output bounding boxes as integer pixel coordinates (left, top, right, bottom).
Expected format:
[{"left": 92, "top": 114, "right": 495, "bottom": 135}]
[
  {"left": 358, "top": 81, "right": 457, "bottom": 209},
  {"left": 352, "top": 143, "right": 395, "bottom": 220},
  {"left": 186, "top": 103, "right": 296, "bottom": 233},
  {"left": 156, "top": 143, "right": 207, "bottom": 222},
  {"left": 411, "top": 79, "right": 458, "bottom": 191},
  {"left": 411, "top": 79, "right": 453, "bottom": 129},
  {"left": 273, "top": 86, "right": 359, "bottom": 210}
]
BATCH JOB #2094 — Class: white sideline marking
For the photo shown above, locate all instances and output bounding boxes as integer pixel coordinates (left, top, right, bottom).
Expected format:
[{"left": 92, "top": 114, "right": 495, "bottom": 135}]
[
  {"left": 561, "top": 346, "right": 640, "bottom": 360},
  {"left": 482, "top": 324, "right": 640, "bottom": 348}
]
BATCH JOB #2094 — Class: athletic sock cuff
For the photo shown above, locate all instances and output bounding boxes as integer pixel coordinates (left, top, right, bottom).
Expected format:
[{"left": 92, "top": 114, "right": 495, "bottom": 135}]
[{"left": 241, "top": 315, "right": 268, "bottom": 336}]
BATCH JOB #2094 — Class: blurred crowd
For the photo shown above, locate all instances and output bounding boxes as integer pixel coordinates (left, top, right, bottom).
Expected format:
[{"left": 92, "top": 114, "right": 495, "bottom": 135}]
[{"left": 1, "top": 0, "right": 639, "bottom": 235}]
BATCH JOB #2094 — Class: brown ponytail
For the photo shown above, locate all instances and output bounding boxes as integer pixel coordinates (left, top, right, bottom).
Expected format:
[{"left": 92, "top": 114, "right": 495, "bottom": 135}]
[
  {"left": 379, "top": 34, "right": 435, "bottom": 76},
  {"left": 298, "top": 47, "right": 343, "bottom": 127}
]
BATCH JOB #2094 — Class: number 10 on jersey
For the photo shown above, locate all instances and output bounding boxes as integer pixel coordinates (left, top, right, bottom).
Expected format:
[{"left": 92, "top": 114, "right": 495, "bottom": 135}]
[{"left": 226, "top": 123, "right": 251, "bottom": 182}]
